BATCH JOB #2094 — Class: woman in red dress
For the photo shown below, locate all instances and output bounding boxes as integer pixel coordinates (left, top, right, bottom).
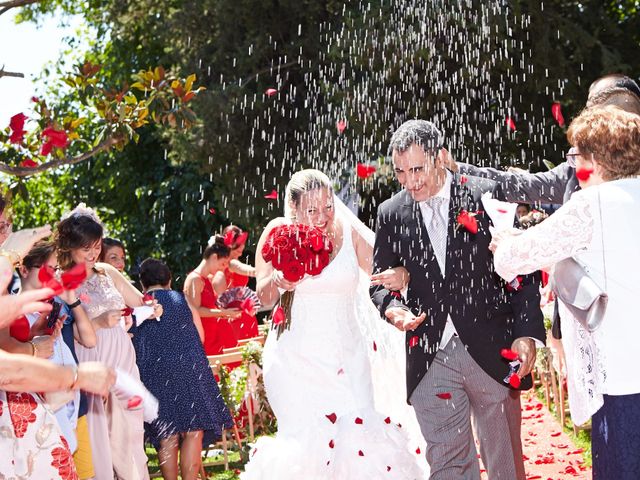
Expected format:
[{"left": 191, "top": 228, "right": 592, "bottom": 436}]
[
  {"left": 213, "top": 225, "right": 259, "bottom": 340},
  {"left": 184, "top": 234, "right": 241, "bottom": 355}
]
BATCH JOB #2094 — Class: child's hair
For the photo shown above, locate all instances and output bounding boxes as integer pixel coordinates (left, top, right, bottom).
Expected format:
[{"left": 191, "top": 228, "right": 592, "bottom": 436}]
[
  {"left": 139, "top": 258, "right": 172, "bottom": 288},
  {"left": 203, "top": 234, "right": 231, "bottom": 259}
]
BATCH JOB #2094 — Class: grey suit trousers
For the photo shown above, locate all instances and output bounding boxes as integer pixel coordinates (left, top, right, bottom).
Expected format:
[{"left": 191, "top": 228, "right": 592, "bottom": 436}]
[{"left": 409, "top": 337, "right": 526, "bottom": 480}]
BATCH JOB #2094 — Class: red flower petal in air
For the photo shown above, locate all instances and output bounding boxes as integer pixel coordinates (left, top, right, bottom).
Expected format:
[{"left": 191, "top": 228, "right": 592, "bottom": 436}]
[
  {"left": 325, "top": 412, "right": 337, "bottom": 424},
  {"left": 329, "top": 439, "right": 335, "bottom": 448},
  {"left": 264, "top": 189, "right": 278, "bottom": 200},
  {"left": 501, "top": 348, "right": 520, "bottom": 361},
  {"left": 127, "top": 395, "right": 142, "bottom": 409},
  {"left": 551, "top": 102, "right": 566, "bottom": 127},
  {"left": 336, "top": 119, "right": 347, "bottom": 134},
  {"left": 409, "top": 335, "right": 419, "bottom": 348},
  {"left": 372, "top": 341, "right": 377, "bottom": 351},
  {"left": 272, "top": 305, "right": 285, "bottom": 325},
  {"left": 20, "top": 159, "right": 37, "bottom": 168},
  {"left": 208, "top": 208, "right": 216, "bottom": 214},
  {"left": 505, "top": 116, "right": 516, "bottom": 131},
  {"left": 575, "top": 167, "right": 594, "bottom": 182},
  {"left": 387, "top": 466, "right": 391, "bottom": 472},
  {"left": 60, "top": 263, "right": 87, "bottom": 290},
  {"left": 356, "top": 163, "right": 376, "bottom": 179},
  {"left": 416, "top": 447, "right": 421, "bottom": 454},
  {"left": 384, "top": 417, "right": 391, "bottom": 424},
  {"left": 265, "top": 88, "right": 277, "bottom": 97},
  {"left": 509, "top": 374, "right": 521, "bottom": 388},
  {"left": 460, "top": 175, "right": 468, "bottom": 184},
  {"left": 355, "top": 417, "right": 363, "bottom": 425},
  {"left": 436, "top": 392, "right": 452, "bottom": 400},
  {"left": 358, "top": 450, "right": 364, "bottom": 457},
  {"left": 497, "top": 208, "right": 508, "bottom": 214}
]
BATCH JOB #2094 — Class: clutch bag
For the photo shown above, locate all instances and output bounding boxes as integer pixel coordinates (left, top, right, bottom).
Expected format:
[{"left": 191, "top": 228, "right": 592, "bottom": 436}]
[{"left": 553, "top": 257, "right": 607, "bottom": 332}]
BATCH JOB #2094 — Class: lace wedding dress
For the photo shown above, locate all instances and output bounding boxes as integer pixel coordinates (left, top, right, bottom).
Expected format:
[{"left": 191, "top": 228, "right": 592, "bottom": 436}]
[{"left": 242, "top": 224, "right": 425, "bottom": 480}]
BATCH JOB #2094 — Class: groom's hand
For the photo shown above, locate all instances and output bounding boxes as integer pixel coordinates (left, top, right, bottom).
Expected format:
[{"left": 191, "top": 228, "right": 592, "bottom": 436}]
[
  {"left": 385, "top": 307, "right": 426, "bottom": 332},
  {"left": 511, "top": 337, "right": 537, "bottom": 378}
]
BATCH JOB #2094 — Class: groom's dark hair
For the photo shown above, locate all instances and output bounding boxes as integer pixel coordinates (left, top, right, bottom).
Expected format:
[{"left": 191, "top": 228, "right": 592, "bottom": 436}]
[{"left": 388, "top": 119, "right": 444, "bottom": 156}]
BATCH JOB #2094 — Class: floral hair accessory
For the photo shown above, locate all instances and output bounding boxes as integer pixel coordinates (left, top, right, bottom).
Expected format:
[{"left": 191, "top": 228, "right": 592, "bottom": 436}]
[{"left": 61, "top": 203, "right": 103, "bottom": 225}]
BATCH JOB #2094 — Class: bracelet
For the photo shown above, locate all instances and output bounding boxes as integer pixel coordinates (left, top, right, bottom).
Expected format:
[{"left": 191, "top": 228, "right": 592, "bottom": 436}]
[
  {"left": 0, "top": 249, "right": 21, "bottom": 267},
  {"left": 67, "top": 299, "right": 82, "bottom": 309},
  {"left": 28, "top": 340, "right": 37, "bottom": 357}
]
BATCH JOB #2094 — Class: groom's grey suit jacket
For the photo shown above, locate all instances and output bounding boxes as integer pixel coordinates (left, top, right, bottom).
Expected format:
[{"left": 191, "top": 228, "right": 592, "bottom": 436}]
[{"left": 370, "top": 173, "right": 546, "bottom": 401}]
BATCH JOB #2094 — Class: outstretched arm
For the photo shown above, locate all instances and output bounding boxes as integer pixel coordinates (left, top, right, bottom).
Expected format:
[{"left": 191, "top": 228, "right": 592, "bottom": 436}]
[{"left": 457, "top": 162, "right": 573, "bottom": 204}]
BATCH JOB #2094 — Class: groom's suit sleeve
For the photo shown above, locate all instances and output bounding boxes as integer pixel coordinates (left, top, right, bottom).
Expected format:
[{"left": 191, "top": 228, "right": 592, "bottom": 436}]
[
  {"left": 459, "top": 162, "right": 573, "bottom": 205},
  {"left": 370, "top": 201, "right": 409, "bottom": 318}
]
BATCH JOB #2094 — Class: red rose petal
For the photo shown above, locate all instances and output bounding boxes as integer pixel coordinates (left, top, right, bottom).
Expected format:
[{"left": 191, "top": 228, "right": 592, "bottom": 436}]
[
  {"left": 272, "top": 306, "right": 285, "bottom": 326},
  {"left": 325, "top": 412, "right": 337, "bottom": 424},
  {"left": 456, "top": 210, "right": 478, "bottom": 234},
  {"left": 552, "top": 102, "right": 566, "bottom": 127},
  {"left": 264, "top": 189, "right": 278, "bottom": 200},
  {"left": 127, "top": 395, "right": 142, "bottom": 409},
  {"left": 384, "top": 416, "right": 391, "bottom": 424},
  {"left": 60, "top": 262, "right": 87, "bottom": 290},
  {"left": 409, "top": 335, "right": 419, "bottom": 348},
  {"left": 372, "top": 341, "right": 377, "bottom": 351},
  {"left": 460, "top": 175, "right": 468, "bottom": 184},
  {"left": 336, "top": 119, "right": 347, "bottom": 134},
  {"left": 355, "top": 417, "right": 363, "bottom": 425},
  {"left": 436, "top": 392, "right": 452, "bottom": 400},
  {"left": 497, "top": 208, "right": 508, "bottom": 214},
  {"left": 575, "top": 167, "right": 594, "bottom": 182},
  {"left": 415, "top": 447, "right": 421, "bottom": 454},
  {"left": 501, "top": 348, "right": 520, "bottom": 361},
  {"left": 356, "top": 163, "right": 376, "bottom": 179},
  {"left": 265, "top": 88, "right": 278, "bottom": 97},
  {"left": 328, "top": 439, "right": 334, "bottom": 448},
  {"left": 358, "top": 450, "right": 364, "bottom": 457},
  {"left": 208, "top": 207, "right": 216, "bottom": 214},
  {"left": 505, "top": 116, "right": 516, "bottom": 131},
  {"left": 550, "top": 431, "right": 561, "bottom": 437},
  {"left": 387, "top": 466, "right": 391, "bottom": 472},
  {"left": 337, "top": 368, "right": 344, "bottom": 375}
]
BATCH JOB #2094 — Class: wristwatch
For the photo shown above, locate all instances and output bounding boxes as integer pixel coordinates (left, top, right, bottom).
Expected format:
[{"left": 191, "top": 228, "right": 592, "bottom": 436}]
[{"left": 67, "top": 299, "right": 82, "bottom": 309}]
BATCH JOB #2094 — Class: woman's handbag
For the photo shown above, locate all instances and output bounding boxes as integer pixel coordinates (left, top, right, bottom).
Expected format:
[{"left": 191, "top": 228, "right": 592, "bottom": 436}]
[
  {"left": 553, "top": 257, "right": 607, "bottom": 332},
  {"left": 552, "top": 190, "right": 608, "bottom": 332}
]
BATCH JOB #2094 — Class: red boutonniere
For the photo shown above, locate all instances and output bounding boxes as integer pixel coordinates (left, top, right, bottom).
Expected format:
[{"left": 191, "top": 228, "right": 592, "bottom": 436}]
[{"left": 456, "top": 209, "right": 478, "bottom": 234}]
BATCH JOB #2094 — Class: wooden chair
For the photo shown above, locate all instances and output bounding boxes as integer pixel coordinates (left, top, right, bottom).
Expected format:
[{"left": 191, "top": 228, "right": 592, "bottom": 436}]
[
  {"left": 238, "top": 335, "right": 266, "bottom": 346},
  {"left": 199, "top": 352, "right": 245, "bottom": 477}
]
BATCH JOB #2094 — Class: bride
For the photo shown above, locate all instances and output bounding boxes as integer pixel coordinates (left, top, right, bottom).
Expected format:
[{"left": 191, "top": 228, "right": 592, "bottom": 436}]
[{"left": 242, "top": 169, "right": 426, "bottom": 479}]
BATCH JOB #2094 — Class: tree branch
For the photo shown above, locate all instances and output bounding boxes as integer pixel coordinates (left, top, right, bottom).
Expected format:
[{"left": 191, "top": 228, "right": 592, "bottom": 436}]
[
  {"left": 0, "top": 0, "right": 42, "bottom": 16},
  {"left": 0, "top": 67, "right": 24, "bottom": 79},
  {"left": 0, "top": 138, "right": 118, "bottom": 177}
]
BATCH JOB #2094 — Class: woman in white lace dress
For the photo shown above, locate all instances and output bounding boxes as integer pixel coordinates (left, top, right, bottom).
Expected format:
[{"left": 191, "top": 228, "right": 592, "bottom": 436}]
[
  {"left": 492, "top": 106, "right": 640, "bottom": 479},
  {"left": 241, "top": 170, "right": 426, "bottom": 480}
]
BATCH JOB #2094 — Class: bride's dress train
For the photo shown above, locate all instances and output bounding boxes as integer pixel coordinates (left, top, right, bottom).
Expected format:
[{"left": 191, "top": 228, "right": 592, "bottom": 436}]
[{"left": 242, "top": 226, "right": 425, "bottom": 479}]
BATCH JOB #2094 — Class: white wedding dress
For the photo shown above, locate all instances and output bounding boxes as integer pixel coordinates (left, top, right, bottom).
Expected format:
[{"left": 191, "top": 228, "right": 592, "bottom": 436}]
[{"left": 242, "top": 224, "right": 425, "bottom": 480}]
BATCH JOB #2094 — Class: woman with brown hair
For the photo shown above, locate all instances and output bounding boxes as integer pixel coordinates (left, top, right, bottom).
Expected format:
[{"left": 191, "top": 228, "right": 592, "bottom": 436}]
[
  {"left": 56, "top": 204, "right": 162, "bottom": 480},
  {"left": 493, "top": 105, "right": 640, "bottom": 478},
  {"left": 183, "top": 235, "right": 241, "bottom": 355}
]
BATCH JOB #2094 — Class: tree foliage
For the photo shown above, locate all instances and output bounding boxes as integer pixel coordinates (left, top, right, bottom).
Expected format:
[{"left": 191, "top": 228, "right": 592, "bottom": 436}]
[{"left": 5, "top": 0, "right": 640, "bottom": 282}]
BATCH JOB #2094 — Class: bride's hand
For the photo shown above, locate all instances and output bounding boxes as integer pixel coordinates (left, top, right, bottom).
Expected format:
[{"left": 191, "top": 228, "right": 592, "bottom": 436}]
[
  {"left": 370, "top": 267, "right": 409, "bottom": 291},
  {"left": 271, "top": 270, "right": 299, "bottom": 292}
]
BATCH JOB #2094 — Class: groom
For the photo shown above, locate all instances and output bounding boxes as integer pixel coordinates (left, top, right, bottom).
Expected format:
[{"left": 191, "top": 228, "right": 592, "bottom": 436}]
[{"left": 370, "top": 120, "right": 545, "bottom": 479}]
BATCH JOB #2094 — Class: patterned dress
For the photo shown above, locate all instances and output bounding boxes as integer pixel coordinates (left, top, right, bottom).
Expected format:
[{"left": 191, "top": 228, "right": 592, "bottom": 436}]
[
  {"left": 75, "top": 271, "right": 149, "bottom": 480},
  {"left": 0, "top": 390, "right": 78, "bottom": 479},
  {"left": 131, "top": 289, "right": 233, "bottom": 448}
]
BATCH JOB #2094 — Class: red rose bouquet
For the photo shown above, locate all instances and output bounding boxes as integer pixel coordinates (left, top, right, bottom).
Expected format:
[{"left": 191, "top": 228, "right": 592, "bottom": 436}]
[{"left": 262, "top": 224, "right": 333, "bottom": 337}]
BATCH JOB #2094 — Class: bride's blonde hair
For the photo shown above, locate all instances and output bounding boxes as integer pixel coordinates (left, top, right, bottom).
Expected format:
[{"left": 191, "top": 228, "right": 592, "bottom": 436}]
[{"left": 286, "top": 169, "right": 333, "bottom": 219}]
